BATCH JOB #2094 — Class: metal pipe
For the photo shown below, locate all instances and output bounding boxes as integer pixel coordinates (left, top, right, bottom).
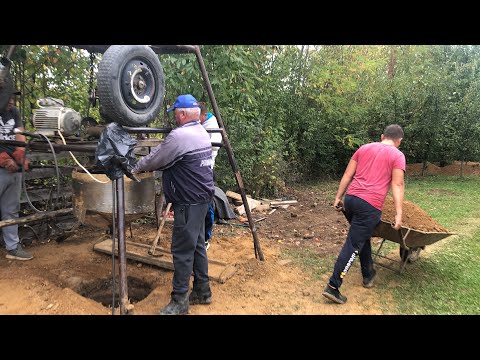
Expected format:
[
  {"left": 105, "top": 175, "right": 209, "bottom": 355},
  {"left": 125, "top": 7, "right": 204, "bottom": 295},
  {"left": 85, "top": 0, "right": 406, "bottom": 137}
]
[
  {"left": 1, "top": 134, "right": 221, "bottom": 154},
  {"left": 73, "top": 45, "right": 197, "bottom": 55},
  {"left": 115, "top": 176, "right": 129, "bottom": 315},
  {"left": 0, "top": 140, "right": 97, "bottom": 153},
  {"left": 29, "top": 142, "right": 97, "bottom": 153},
  {"left": 194, "top": 45, "right": 264, "bottom": 261},
  {"left": 124, "top": 127, "right": 172, "bottom": 134},
  {"left": 124, "top": 127, "right": 222, "bottom": 134}
]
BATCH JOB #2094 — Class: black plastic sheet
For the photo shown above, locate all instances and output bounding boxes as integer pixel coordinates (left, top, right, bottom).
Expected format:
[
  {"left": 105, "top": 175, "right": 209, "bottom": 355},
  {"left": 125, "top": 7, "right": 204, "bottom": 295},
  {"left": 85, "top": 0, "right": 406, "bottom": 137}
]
[{"left": 95, "top": 122, "right": 138, "bottom": 181}]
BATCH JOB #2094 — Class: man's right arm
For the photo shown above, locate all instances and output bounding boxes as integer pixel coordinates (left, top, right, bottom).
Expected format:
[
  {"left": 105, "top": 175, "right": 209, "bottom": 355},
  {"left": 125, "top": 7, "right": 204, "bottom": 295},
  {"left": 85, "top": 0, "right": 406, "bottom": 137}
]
[
  {"left": 391, "top": 168, "right": 405, "bottom": 230},
  {"left": 133, "top": 132, "right": 180, "bottom": 173},
  {"left": 334, "top": 159, "right": 357, "bottom": 208}
]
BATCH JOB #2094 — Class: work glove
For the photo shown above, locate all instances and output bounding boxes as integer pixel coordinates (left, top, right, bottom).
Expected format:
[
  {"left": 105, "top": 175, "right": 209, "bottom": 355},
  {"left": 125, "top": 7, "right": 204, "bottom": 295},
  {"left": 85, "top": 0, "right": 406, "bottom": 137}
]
[
  {"left": 0, "top": 152, "right": 19, "bottom": 173},
  {"left": 12, "top": 148, "right": 30, "bottom": 171}
]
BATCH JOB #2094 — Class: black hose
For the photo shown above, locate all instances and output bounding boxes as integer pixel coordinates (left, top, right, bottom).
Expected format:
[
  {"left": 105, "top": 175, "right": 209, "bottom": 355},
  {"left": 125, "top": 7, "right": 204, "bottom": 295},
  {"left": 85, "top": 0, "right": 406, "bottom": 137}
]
[{"left": 22, "top": 134, "right": 61, "bottom": 212}]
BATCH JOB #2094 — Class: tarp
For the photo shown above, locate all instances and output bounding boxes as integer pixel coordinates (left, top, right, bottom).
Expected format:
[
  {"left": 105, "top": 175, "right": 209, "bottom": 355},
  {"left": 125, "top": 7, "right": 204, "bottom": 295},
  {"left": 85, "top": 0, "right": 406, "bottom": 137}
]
[
  {"left": 213, "top": 186, "right": 237, "bottom": 221},
  {"left": 95, "top": 122, "right": 138, "bottom": 181}
]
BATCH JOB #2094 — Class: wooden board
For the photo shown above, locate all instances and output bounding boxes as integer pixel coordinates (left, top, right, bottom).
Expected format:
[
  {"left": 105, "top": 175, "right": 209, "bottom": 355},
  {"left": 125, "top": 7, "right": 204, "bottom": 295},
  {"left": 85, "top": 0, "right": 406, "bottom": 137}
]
[{"left": 93, "top": 238, "right": 237, "bottom": 284}]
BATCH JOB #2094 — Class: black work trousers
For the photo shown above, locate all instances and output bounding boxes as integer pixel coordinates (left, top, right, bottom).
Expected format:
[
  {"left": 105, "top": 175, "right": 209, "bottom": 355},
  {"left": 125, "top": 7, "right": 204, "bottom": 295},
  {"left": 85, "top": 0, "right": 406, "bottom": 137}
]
[
  {"left": 329, "top": 194, "right": 381, "bottom": 289},
  {"left": 171, "top": 202, "right": 210, "bottom": 295}
]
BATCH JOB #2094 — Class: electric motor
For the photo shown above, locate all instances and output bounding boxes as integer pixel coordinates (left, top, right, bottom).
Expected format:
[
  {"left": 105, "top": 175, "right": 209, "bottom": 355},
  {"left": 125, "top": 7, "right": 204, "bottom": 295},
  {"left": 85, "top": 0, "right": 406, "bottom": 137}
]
[{"left": 32, "top": 106, "right": 81, "bottom": 136}]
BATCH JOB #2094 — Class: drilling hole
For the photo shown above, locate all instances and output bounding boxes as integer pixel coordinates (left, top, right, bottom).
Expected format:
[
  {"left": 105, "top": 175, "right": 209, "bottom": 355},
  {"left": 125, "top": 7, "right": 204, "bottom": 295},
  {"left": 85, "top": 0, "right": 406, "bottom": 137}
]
[{"left": 77, "top": 276, "right": 153, "bottom": 307}]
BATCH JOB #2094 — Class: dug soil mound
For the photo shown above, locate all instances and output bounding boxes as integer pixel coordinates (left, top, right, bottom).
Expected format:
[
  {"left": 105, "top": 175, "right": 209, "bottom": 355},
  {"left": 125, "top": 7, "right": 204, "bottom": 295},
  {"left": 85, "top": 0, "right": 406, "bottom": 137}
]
[
  {"left": 381, "top": 197, "right": 448, "bottom": 232},
  {"left": 406, "top": 162, "right": 480, "bottom": 177},
  {"left": 406, "top": 162, "right": 441, "bottom": 176}
]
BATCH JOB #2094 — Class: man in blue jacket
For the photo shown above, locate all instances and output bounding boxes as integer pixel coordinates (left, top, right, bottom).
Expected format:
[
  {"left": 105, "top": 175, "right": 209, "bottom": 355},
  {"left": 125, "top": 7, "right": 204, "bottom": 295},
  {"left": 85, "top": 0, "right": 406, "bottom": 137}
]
[{"left": 133, "top": 94, "right": 214, "bottom": 315}]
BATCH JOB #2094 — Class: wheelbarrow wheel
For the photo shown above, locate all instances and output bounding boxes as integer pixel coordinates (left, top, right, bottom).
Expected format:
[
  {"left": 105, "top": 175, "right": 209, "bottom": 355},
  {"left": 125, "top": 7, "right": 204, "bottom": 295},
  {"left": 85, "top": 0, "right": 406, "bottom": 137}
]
[{"left": 399, "top": 247, "right": 422, "bottom": 263}]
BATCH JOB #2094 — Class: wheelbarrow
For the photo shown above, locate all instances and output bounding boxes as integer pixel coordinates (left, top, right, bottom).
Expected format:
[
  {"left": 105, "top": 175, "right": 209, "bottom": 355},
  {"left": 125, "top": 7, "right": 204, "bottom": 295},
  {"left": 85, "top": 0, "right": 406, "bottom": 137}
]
[
  {"left": 337, "top": 205, "right": 455, "bottom": 274},
  {"left": 371, "top": 220, "right": 455, "bottom": 273}
]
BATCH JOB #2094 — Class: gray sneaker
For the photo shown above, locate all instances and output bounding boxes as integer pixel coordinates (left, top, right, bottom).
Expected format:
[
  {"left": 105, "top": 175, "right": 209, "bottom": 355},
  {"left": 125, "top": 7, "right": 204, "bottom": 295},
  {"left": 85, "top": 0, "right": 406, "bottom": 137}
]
[{"left": 6, "top": 245, "right": 33, "bottom": 261}]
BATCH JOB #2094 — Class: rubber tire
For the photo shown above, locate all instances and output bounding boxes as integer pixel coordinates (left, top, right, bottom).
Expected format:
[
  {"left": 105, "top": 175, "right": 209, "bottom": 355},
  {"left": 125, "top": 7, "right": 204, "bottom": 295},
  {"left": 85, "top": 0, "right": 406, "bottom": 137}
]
[{"left": 97, "top": 45, "right": 165, "bottom": 127}]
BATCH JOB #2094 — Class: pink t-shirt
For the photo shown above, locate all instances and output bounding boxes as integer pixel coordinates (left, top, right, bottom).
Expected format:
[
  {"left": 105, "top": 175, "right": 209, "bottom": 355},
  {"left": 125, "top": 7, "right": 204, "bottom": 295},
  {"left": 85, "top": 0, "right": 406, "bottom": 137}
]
[{"left": 346, "top": 142, "right": 406, "bottom": 210}]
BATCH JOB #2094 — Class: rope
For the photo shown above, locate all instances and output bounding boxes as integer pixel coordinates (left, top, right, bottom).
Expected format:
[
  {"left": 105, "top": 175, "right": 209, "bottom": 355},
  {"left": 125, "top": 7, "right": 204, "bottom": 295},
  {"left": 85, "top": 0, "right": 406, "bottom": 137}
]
[{"left": 57, "top": 130, "right": 108, "bottom": 184}]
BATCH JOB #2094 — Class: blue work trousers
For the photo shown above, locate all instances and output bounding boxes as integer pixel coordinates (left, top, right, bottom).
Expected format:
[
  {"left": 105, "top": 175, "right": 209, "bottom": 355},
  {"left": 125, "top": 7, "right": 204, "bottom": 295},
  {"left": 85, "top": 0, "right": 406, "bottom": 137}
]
[{"left": 205, "top": 201, "right": 214, "bottom": 242}]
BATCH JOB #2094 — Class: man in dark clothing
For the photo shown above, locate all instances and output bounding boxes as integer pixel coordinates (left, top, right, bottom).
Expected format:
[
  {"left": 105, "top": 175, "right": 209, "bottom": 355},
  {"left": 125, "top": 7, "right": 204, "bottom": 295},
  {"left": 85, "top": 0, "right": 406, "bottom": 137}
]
[
  {"left": 133, "top": 94, "right": 214, "bottom": 315},
  {"left": 0, "top": 93, "right": 33, "bottom": 260},
  {"left": 322, "top": 124, "right": 405, "bottom": 304}
]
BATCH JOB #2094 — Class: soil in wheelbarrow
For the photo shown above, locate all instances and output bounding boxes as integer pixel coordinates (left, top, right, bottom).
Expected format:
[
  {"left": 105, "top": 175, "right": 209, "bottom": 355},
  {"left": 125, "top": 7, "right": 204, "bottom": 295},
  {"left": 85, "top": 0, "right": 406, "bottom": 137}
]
[{"left": 381, "top": 197, "right": 449, "bottom": 232}]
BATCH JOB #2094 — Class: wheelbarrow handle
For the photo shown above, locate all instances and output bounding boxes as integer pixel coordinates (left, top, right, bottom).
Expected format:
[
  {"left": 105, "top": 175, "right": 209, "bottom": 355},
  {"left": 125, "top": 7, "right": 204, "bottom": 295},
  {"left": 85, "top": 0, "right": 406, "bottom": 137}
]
[{"left": 397, "top": 227, "right": 411, "bottom": 249}]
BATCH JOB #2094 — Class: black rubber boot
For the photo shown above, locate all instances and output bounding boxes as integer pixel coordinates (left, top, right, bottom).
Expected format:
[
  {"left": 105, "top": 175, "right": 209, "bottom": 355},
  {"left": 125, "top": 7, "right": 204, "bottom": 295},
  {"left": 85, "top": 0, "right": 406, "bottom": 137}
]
[
  {"left": 189, "top": 281, "right": 212, "bottom": 305},
  {"left": 159, "top": 292, "right": 189, "bottom": 315}
]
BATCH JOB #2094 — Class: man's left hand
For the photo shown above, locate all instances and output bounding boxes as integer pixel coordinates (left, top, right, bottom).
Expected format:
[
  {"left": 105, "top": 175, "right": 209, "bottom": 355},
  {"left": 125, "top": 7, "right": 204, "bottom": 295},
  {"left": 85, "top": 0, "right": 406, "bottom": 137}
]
[{"left": 12, "top": 148, "right": 30, "bottom": 171}]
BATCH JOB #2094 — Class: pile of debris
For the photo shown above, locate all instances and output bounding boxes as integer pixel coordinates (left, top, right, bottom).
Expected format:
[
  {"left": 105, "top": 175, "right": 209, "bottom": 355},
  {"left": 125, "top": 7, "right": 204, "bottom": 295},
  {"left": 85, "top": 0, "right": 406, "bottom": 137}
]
[{"left": 225, "top": 191, "right": 297, "bottom": 217}]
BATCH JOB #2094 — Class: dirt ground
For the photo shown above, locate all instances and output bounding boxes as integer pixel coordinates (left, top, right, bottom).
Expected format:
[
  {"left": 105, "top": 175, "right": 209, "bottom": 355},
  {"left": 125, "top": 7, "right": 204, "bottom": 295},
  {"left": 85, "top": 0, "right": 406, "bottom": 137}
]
[{"left": 0, "top": 171, "right": 452, "bottom": 316}]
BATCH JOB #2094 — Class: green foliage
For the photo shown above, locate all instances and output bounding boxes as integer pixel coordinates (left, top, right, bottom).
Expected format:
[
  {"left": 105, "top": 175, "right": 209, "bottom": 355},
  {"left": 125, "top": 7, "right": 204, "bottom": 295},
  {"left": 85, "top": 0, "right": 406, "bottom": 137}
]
[
  {"left": 6, "top": 45, "right": 480, "bottom": 196},
  {"left": 7, "top": 45, "right": 100, "bottom": 130}
]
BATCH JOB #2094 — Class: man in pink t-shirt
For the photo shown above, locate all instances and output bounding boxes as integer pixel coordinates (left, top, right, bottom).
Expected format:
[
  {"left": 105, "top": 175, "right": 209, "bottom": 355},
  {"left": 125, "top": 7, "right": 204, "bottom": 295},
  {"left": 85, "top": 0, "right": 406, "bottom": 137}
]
[{"left": 322, "top": 124, "right": 405, "bottom": 304}]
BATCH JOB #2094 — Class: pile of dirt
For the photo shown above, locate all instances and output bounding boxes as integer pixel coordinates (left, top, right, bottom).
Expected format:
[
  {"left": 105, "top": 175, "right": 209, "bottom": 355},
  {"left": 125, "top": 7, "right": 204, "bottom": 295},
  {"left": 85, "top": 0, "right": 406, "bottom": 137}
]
[
  {"left": 437, "top": 164, "right": 480, "bottom": 176},
  {"left": 406, "top": 162, "right": 480, "bottom": 177},
  {"left": 381, "top": 197, "right": 448, "bottom": 232},
  {"left": 406, "top": 162, "right": 441, "bottom": 176}
]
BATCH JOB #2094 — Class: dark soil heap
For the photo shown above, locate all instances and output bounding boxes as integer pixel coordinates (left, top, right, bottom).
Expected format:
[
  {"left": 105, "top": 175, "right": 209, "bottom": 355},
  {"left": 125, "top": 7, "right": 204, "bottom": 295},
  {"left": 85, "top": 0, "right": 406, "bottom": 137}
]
[{"left": 381, "top": 197, "right": 449, "bottom": 232}]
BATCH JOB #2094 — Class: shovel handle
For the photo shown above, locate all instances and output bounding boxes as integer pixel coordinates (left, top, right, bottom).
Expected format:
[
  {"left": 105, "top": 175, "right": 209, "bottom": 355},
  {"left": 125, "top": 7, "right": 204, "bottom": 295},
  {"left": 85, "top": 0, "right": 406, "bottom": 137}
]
[{"left": 148, "top": 202, "right": 172, "bottom": 255}]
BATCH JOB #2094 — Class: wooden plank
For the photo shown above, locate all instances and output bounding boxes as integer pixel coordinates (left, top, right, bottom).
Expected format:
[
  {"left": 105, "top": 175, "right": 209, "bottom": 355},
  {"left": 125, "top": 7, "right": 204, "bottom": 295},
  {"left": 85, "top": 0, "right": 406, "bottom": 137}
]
[
  {"left": 0, "top": 208, "right": 73, "bottom": 229},
  {"left": 254, "top": 204, "right": 271, "bottom": 212},
  {"left": 225, "top": 191, "right": 272, "bottom": 206},
  {"left": 235, "top": 197, "right": 258, "bottom": 215},
  {"left": 269, "top": 200, "right": 298, "bottom": 206},
  {"left": 93, "top": 238, "right": 237, "bottom": 284},
  {"left": 226, "top": 190, "right": 270, "bottom": 207},
  {"left": 226, "top": 190, "right": 249, "bottom": 202}
]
